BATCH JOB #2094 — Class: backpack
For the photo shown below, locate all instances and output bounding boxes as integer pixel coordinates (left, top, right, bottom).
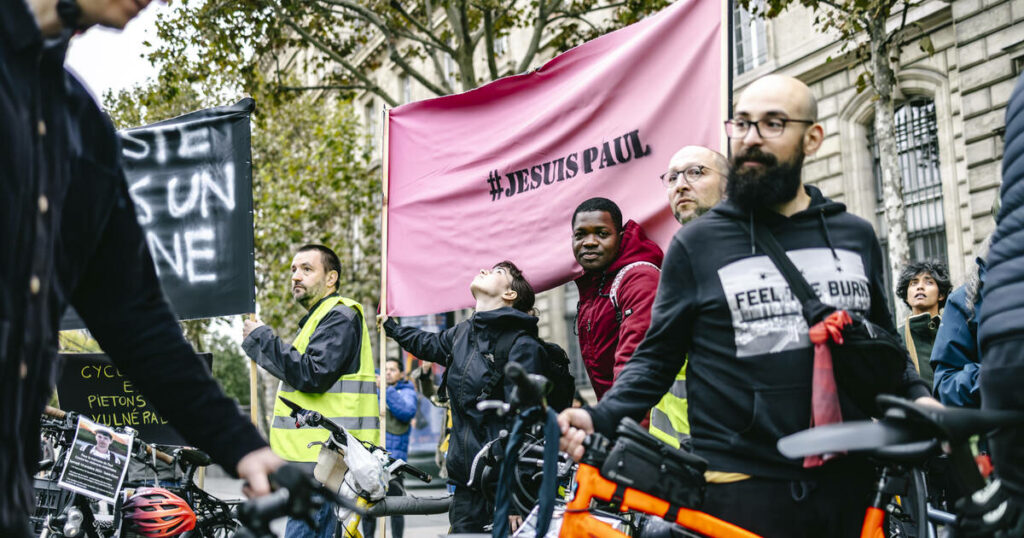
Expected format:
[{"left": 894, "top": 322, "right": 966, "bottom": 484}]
[
  {"left": 438, "top": 323, "right": 576, "bottom": 411},
  {"left": 608, "top": 261, "right": 660, "bottom": 323}
]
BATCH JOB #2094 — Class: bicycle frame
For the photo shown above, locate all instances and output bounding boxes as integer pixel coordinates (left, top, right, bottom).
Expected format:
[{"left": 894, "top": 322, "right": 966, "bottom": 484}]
[{"left": 561, "top": 463, "right": 760, "bottom": 538}]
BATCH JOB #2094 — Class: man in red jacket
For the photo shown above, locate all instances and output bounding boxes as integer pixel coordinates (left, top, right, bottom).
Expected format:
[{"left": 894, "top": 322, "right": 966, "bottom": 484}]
[{"left": 571, "top": 197, "right": 664, "bottom": 400}]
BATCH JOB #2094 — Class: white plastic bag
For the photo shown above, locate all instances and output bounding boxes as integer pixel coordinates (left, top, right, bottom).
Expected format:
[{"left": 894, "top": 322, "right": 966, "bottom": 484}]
[{"left": 341, "top": 431, "right": 387, "bottom": 501}]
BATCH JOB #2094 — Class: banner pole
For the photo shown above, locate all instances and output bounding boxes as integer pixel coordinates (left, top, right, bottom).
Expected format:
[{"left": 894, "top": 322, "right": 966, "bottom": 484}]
[
  {"left": 248, "top": 313, "right": 260, "bottom": 428},
  {"left": 378, "top": 105, "right": 391, "bottom": 538},
  {"left": 723, "top": 0, "right": 734, "bottom": 156}
]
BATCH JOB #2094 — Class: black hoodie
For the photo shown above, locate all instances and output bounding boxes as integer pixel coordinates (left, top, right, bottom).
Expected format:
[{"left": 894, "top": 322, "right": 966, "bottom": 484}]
[
  {"left": 383, "top": 307, "right": 544, "bottom": 487},
  {"left": 590, "top": 185, "right": 930, "bottom": 480}
]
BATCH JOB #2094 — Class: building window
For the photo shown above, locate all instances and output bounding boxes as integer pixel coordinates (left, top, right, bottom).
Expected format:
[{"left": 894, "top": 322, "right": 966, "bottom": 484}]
[
  {"left": 734, "top": 0, "right": 767, "bottom": 75},
  {"left": 494, "top": 35, "right": 509, "bottom": 57},
  {"left": 364, "top": 101, "right": 378, "bottom": 156},
  {"left": 444, "top": 42, "right": 457, "bottom": 90},
  {"left": 868, "top": 96, "right": 948, "bottom": 305},
  {"left": 401, "top": 74, "right": 412, "bottom": 104}
]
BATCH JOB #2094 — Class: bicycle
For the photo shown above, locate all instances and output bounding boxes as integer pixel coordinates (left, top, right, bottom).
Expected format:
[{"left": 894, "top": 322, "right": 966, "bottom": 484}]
[
  {"left": 553, "top": 395, "right": 1024, "bottom": 538},
  {"left": 276, "top": 396, "right": 452, "bottom": 537},
  {"left": 35, "top": 406, "right": 176, "bottom": 538},
  {"left": 778, "top": 395, "right": 1024, "bottom": 538},
  {"left": 36, "top": 406, "right": 244, "bottom": 538}
]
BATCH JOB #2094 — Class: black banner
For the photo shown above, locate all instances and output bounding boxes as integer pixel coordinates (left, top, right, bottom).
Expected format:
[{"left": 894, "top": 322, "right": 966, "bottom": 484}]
[
  {"left": 62, "top": 99, "right": 255, "bottom": 329},
  {"left": 56, "top": 353, "right": 215, "bottom": 445}
]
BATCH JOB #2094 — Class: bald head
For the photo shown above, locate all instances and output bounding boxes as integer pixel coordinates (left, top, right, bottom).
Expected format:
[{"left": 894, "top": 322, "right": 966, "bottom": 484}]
[
  {"left": 737, "top": 75, "right": 817, "bottom": 122},
  {"left": 669, "top": 146, "right": 729, "bottom": 177},
  {"left": 663, "top": 145, "right": 728, "bottom": 225}
]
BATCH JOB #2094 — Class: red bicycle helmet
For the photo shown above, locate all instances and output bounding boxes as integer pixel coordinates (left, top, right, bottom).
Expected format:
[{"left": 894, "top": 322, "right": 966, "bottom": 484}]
[{"left": 121, "top": 487, "right": 197, "bottom": 537}]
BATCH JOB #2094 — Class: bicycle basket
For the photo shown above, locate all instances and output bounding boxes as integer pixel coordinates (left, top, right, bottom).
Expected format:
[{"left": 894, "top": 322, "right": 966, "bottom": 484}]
[
  {"left": 33, "top": 477, "right": 73, "bottom": 534},
  {"left": 601, "top": 418, "right": 708, "bottom": 509}
]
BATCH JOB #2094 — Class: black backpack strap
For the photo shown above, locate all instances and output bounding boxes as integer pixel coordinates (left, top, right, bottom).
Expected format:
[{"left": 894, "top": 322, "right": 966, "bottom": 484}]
[
  {"left": 737, "top": 219, "right": 833, "bottom": 325},
  {"left": 479, "top": 330, "right": 525, "bottom": 401}
]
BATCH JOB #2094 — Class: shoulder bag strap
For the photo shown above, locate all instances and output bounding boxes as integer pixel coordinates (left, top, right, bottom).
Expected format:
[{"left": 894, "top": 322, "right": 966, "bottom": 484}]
[{"left": 737, "top": 220, "right": 832, "bottom": 325}]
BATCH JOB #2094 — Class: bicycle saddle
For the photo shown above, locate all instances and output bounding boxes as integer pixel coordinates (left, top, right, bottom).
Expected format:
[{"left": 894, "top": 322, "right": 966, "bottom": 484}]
[{"left": 778, "top": 395, "right": 1024, "bottom": 462}]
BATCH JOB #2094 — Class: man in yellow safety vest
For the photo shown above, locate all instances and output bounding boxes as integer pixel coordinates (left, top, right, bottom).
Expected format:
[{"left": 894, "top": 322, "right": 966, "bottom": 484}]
[
  {"left": 649, "top": 146, "right": 728, "bottom": 449},
  {"left": 242, "top": 244, "right": 377, "bottom": 538}
]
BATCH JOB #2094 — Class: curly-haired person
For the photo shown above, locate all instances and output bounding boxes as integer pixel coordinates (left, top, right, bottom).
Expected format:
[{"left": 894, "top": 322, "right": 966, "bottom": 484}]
[{"left": 895, "top": 260, "right": 952, "bottom": 389}]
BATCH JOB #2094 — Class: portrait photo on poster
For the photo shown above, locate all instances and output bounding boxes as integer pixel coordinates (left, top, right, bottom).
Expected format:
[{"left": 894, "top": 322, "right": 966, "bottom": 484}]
[{"left": 57, "top": 415, "right": 134, "bottom": 503}]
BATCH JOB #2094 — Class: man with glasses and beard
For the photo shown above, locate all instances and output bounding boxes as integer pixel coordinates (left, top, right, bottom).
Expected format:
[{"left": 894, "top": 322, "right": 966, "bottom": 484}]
[{"left": 558, "top": 74, "right": 939, "bottom": 537}]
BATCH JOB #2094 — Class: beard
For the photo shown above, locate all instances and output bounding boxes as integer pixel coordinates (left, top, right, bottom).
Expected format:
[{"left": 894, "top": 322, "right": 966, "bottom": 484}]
[{"left": 727, "top": 147, "right": 804, "bottom": 213}]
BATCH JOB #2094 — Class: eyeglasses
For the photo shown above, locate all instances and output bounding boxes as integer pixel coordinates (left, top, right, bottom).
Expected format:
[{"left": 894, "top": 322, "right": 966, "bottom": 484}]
[
  {"left": 724, "top": 117, "right": 814, "bottom": 139},
  {"left": 659, "top": 165, "right": 716, "bottom": 189}
]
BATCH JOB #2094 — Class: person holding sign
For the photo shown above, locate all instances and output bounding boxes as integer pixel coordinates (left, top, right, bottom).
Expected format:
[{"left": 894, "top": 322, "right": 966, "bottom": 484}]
[
  {"left": 0, "top": 1, "right": 281, "bottom": 536},
  {"left": 242, "top": 244, "right": 378, "bottom": 538}
]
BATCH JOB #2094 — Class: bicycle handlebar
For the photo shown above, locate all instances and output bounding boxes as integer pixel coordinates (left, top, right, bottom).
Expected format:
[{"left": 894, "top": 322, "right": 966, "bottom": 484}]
[
  {"left": 235, "top": 464, "right": 366, "bottom": 537},
  {"left": 364, "top": 494, "right": 452, "bottom": 517},
  {"left": 395, "top": 460, "right": 432, "bottom": 483},
  {"left": 504, "top": 362, "right": 550, "bottom": 411}
]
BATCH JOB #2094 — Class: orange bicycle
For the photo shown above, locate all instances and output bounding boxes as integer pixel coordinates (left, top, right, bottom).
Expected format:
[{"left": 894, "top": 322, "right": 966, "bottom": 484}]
[
  {"left": 558, "top": 418, "right": 759, "bottom": 538},
  {"left": 547, "top": 394, "right": 1024, "bottom": 538}
]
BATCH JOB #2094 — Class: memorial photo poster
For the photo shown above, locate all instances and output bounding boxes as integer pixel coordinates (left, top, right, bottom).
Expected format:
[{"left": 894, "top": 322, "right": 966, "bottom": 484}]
[{"left": 58, "top": 416, "right": 134, "bottom": 503}]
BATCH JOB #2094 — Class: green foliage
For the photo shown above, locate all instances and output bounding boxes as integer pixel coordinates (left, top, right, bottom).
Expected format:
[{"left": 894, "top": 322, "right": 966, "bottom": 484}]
[
  {"left": 141, "top": 0, "right": 668, "bottom": 106},
  {"left": 207, "top": 325, "right": 253, "bottom": 406}
]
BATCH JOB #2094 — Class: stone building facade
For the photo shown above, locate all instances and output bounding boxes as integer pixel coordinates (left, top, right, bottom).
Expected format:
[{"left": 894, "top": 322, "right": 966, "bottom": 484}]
[{"left": 367, "top": 0, "right": 1023, "bottom": 389}]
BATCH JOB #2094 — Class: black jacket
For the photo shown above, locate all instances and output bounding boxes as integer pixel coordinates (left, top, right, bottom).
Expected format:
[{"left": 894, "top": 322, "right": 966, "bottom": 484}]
[
  {"left": 979, "top": 72, "right": 1024, "bottom": 497},
  {"left": 0, "top": 2, "right": 266, "bottom": 532},
  {"left": 590, "top": 185, "right": 929, "bottom": 480},
  {"left": 242, "top": 294, "right": 362, "bottom": 392},
  {"left": 383, "top": 308, "right": 543, "bottom": 486}
]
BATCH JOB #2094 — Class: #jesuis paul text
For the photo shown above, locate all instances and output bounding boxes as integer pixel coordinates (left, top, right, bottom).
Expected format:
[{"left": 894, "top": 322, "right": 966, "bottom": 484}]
[{"left": 485, "top": 129, "right": 651, "bottom": 202}]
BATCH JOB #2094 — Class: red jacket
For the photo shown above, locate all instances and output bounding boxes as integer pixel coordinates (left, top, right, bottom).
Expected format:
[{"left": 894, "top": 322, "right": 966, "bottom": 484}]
[{"left": 574, "top": 220, "right": 664, "bottom": 400}]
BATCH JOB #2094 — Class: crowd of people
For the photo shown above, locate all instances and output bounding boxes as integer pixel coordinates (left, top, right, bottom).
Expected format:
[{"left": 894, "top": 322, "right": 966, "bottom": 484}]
[{"left": 3, "top": 0, "right": 1024, "bottom": 536}]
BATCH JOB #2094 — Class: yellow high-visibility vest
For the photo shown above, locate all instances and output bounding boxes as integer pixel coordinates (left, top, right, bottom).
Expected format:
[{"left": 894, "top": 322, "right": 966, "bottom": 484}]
[
  {"left": 269, "top": 295, "right": 379, "bottom": 462},
  {"left": 649, "top": 363, "right": 689, "bottom": 449}
]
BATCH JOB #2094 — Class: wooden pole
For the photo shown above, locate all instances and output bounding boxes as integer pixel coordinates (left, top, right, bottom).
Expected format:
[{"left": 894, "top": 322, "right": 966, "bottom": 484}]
[
  {"left": 377, "top": 105, "right": 391, "bottom": 538},
  {"left": 248, "top": 313, "right": 260, "bottom": 428}
]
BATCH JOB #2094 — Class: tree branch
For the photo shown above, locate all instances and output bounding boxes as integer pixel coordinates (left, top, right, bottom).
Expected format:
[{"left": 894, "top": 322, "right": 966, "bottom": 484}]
[
  {"left": 517, "top": 0, "right": 562, "bottom": 73},
  {"left": 277, "top": 84, "right": 369, "bottom": 92},
  {"left": 389, "top": 43, "right": 452, "bottom": 96},
  {"left": 483, "top": 8, "right": 499, "bottom": 80},
  {"left": 274, "top": 5, "right": 399, "bottom": 106},
  {"left": 387, "top": 0, "right": 454, "bottom": 53}
]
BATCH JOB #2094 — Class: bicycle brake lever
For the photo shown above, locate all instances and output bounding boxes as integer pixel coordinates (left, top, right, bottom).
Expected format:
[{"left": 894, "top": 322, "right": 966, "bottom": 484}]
[{"left": 477, "top": 400, "right": 510, "bottom": 416}]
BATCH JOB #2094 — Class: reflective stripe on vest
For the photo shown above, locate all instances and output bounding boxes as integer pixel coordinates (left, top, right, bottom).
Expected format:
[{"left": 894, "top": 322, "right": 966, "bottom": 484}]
[
  {"left": 649, "top": 364, "right": 689, "bottom": 449},
  {"left": 270, "top": 295, "right": 380, "bottom": 462}
]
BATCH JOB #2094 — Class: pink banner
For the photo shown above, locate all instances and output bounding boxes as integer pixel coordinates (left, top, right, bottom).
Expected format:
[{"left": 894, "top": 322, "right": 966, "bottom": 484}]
[{"left": 386, "top": 0, "right": 724, "bottom": 316}]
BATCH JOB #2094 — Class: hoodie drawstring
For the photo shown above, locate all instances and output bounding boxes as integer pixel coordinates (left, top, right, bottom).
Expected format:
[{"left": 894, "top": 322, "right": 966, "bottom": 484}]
[
  {"left": 818, "top": 209, "right": 841, "bottom": 265},
  {"left": 749, "top": 213, "right": 756, "bottom": 255}
]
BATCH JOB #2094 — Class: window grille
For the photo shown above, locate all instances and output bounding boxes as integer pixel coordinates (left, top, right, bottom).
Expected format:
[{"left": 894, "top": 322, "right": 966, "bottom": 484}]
[
  {"left": 868, "top": 97, "right": 947, "bottom": 310},
  {"left": 734, "top": 0, "right": 768, "bottom": 75}
]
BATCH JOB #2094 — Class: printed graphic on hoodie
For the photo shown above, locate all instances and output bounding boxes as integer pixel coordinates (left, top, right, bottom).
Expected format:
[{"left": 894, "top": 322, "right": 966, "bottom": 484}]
[{"left": 718, "top": 248, "right": 871, "bottom": 358}]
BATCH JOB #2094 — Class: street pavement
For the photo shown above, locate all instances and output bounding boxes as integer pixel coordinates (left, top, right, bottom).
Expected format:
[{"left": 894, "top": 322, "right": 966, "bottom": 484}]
[{"left": 203, "top": 467, "right": 451, "bottom": 537}]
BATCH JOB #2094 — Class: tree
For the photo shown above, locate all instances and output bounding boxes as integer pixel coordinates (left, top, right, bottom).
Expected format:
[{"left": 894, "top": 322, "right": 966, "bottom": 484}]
[
  {"left": 740, "top": 0, "right": 935, "bottom": 294},
  {"left": 147, "top": 0, "right": 670, "bottom": 107},
  {"left": 105, "top": 38, "right": 378, "bottom": 428}
]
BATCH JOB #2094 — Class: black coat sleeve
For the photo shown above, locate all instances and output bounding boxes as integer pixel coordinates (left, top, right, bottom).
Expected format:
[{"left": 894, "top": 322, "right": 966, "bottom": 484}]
[
  {"left": 242, "top": 306, "right": 362, "bottom": 393},
  {"left": 382, "top": 318, "right": 455, "bottom": 366},
  {"left": 588, "top": 235, "right": 696, "bottom": 436},
  {"left": 72, "top": 179, "right": 266, "bottom": 475},
  {"left": 979, "top": 72, "right": 1024, "bottom": 497}
]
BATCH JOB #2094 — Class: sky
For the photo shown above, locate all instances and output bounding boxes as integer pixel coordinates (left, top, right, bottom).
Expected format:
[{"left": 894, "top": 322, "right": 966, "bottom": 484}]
[{"left": 65, "top": 3, "right": 170, "bottom": 103}]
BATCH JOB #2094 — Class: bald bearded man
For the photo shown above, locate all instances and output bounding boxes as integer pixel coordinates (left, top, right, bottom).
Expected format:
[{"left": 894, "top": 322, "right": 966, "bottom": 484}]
[
  {"left": 662, "top": 145, "right": 728, "bottom": 225},
  {"left": 560, "top": 75, "right": 939, "bottom": 537}
]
